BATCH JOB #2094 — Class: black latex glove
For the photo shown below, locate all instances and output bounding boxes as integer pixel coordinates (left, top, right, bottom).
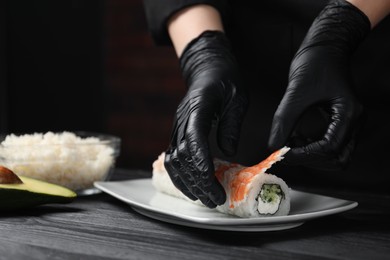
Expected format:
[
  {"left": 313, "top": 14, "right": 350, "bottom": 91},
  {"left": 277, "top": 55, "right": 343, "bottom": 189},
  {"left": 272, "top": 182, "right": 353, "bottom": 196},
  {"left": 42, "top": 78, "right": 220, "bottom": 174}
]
[
  {"left": 268, "top": 0, "right": 371, "bottom": 170},
  {"left": 164, "top": 31, "right": 248, "bottom": 208}
]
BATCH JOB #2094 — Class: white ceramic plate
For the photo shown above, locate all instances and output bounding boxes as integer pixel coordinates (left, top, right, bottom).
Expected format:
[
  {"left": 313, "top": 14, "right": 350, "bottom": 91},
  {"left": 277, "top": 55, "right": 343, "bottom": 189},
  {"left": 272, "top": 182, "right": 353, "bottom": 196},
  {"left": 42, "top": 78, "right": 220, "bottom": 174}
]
[{"left": 94, "top": 179, "right": 357, "bottom": 232}]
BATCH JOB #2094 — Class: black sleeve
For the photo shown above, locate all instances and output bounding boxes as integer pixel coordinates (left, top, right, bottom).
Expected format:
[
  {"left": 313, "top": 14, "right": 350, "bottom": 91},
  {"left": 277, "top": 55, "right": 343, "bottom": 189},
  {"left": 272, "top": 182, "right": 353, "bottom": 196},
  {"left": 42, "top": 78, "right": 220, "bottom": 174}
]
[{"left": 142, "top": 0, "right": 229, "bottom": 46}]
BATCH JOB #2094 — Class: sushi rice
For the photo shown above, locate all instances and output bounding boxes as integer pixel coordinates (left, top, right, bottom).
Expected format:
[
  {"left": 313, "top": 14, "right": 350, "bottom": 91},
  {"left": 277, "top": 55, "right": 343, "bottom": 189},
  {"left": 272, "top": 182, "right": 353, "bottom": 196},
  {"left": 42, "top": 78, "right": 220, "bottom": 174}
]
[{"left": 152, "top": 147, "right": 291, "bottom": 218}]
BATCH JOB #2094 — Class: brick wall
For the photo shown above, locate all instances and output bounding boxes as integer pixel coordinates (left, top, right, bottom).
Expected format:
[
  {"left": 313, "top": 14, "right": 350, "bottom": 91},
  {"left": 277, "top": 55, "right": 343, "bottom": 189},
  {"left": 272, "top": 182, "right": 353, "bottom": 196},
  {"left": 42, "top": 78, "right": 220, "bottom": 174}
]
[{"left": 105, "top": 0, "right": 184, "bottom": 170}]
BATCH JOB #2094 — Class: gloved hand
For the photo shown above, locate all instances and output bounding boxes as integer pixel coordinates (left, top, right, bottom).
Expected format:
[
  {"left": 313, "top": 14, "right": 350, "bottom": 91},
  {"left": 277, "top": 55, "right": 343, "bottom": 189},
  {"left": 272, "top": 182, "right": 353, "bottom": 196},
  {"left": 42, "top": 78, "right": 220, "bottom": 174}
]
[
  {"left": 164, "top": 30, "right": 248, "bottom": 208},
  {"left": 268, "top": 0, "right": 371, "bottom": 170}
]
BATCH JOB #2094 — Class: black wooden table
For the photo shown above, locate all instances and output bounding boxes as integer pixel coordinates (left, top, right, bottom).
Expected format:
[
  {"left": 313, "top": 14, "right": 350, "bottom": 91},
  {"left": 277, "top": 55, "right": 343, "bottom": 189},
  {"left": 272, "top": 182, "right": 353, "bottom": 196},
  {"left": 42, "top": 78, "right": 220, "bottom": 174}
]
[{"left": 1, "top": 169, "right": 389, "bottom": 260}]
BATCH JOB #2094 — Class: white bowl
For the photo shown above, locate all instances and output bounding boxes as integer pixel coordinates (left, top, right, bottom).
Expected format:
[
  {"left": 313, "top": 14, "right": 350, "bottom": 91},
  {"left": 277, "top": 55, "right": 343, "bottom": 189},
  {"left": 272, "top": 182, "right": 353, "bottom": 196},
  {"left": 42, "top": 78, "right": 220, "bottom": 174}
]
[{"left": 0, "top": 131, "right": 121, "bottom": 195}]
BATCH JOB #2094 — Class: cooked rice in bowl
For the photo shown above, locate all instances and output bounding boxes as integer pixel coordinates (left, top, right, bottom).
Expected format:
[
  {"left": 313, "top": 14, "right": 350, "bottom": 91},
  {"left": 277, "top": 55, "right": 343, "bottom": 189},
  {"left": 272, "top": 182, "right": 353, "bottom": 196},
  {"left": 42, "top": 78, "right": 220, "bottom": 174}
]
[{"left": 0, "top": 131, "right": 121, "bottom": 195}]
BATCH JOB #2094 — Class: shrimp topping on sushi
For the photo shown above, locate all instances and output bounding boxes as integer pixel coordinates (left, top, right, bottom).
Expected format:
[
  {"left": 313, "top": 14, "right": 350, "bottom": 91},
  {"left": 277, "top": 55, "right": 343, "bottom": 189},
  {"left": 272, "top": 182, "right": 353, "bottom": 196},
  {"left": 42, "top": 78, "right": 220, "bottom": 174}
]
[
  {"left": 213, "top": 147, "right": 291, "bottom": 217},
  {"left": 152, "top": 147, "right": 291, "bottom": 218}
]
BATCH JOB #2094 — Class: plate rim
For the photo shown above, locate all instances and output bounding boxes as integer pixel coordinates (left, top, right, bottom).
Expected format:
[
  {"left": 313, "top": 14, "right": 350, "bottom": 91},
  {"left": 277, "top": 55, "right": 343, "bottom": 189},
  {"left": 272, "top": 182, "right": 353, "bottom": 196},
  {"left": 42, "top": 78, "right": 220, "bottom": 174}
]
[
  {"left": 131, "top": 206, "right": 305, "bottom": 232},
  {"left": 94, "top": 178, "right": 358, "bottom": 226}
]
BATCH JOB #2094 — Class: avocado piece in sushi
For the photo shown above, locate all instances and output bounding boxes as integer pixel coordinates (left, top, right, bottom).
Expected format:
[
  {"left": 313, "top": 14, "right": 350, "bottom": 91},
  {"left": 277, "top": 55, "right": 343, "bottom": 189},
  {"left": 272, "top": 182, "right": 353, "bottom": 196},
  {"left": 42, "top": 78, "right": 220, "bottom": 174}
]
[
  {"left": 257, "top": 184, "right": 285, "bottom": 215},
  {"left": 0, "top": 166, "right": 77, "bottom": 211}
]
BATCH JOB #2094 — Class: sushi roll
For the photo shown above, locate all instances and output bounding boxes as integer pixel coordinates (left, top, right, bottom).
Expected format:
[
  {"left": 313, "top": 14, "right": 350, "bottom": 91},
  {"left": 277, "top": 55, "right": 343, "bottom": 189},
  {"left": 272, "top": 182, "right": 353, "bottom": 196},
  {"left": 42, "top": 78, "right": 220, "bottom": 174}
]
[
  {"left": 213, "top": 147, "right": 290, "bottom": 217},
  {"left": 152, "top": 147, "right": 291, "bottom": 218}
]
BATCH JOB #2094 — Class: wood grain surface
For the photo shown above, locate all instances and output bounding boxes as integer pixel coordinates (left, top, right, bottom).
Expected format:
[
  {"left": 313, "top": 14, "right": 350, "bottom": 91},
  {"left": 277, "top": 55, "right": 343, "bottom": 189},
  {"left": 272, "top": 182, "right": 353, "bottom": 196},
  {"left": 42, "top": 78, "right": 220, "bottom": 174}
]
[{"left": 1, "top": 169, "right": 389, "bottom": 260}]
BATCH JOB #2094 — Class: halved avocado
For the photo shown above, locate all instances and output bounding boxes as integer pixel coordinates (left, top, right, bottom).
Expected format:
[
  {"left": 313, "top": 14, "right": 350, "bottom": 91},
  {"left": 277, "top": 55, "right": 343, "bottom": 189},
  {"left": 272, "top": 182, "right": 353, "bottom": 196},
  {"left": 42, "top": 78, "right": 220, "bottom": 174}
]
[{"left": 0, "top": 166, "right": 77, "bottom": 210}]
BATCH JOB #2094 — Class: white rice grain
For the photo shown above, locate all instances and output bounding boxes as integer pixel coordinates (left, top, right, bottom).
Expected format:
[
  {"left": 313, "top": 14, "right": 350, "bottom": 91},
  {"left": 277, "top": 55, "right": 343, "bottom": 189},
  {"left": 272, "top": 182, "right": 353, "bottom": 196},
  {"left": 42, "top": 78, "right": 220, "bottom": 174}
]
[{"left": 0, "top": 132, "right": 116, "bottom": 191}]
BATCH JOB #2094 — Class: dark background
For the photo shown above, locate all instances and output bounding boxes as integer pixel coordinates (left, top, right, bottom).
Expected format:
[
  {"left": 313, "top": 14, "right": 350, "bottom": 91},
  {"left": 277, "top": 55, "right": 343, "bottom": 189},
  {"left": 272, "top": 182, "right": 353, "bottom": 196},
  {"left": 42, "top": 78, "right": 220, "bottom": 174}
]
[
  {"left": 2, "top": 0, "right": 390, "bottom": 187},
  {"left": 1, "top": 0, "right": 184, "bottom": 171}
]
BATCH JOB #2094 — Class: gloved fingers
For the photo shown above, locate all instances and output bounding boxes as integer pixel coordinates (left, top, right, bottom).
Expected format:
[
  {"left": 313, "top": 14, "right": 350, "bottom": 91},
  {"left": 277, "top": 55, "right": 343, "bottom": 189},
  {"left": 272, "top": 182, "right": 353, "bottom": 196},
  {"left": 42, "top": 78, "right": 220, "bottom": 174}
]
[
  {"left": 285, "top": 133, "right": 356, "bottom": 170},
  {"left": 283, "top": 142, "right": 343, "bottom": 170},
  {"left": 177, "top": 142, "right": 226, "bottom": 207},
  {"left": 164, "top": 115, "right": 197, "bottom": 199},
  {"left": 217, "top": 88, "right": 248, "bottom": 156},
  {"left": 168, "top": 87, "right": 226, "bottom": 207},
  {"left": 191, "top": 188, "right": 218, "bottom": 208},
  {"left": 184, "top": 120, "right": 227, "bottom": 206},
  {"left": 283, "top": 100, "right": 362, "bottom": 169},
  {"left": 165, "top": 146, "right": 220, "bottom": 208},
  {"left": 164, "top": 149, "right": 197, "bottom": 201},
  {"left": 314, "top": 99, "right": 359, "bottom": 158},
  {"left": 183, "top": 98, "right": 217, "bottom": 174},
  {"left": 268, "top": 95, "right": 308, "bottom": 151},
  {"left": 191, "top": 176, "right": 226, "bottom": 207}
]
